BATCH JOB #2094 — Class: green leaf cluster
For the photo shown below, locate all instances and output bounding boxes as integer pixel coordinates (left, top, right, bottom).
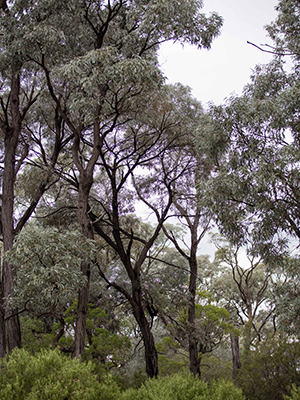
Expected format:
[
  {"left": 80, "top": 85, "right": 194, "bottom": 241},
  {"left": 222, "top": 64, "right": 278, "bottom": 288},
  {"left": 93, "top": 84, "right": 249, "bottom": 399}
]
[
  {"left": 0, "top": 347, "right": 121, "bottom": 400},
  {"left": 5, "top": 224, "right": 97, "bottom": 313},
  {"left": 121, "top": 373, "right": 245, "bottom": 400}
]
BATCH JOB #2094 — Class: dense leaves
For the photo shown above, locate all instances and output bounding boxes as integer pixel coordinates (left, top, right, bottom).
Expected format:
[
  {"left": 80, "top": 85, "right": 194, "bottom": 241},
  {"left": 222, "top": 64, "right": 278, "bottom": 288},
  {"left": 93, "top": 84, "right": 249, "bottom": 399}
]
[{"left": 5, "top": 225, "right": 96, "bottom": 314}]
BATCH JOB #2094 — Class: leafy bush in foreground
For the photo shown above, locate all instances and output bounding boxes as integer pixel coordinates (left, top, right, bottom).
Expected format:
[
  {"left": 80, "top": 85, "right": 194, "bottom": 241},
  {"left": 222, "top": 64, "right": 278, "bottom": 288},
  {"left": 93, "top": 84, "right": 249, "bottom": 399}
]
[
  {"left": 120, "top": 373, "right": 245, "bottom": 400},
  {"left": 284, "top": 385, "right": 300, "bottom": 400},
  {"left": 0, "top": 348, "right": 120, "bottom": 400},
  {"left": 237, "top": 337, "right": 300, "bottom": 400}
]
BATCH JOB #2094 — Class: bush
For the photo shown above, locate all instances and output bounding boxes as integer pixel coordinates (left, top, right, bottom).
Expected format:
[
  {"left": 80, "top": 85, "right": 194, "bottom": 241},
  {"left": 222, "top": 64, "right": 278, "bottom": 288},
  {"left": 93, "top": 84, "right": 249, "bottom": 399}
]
[
  {"left": 284, "top": 385, "right": 300, "bottom": 400},
  {"left": 120, "top": 373, "right": 245, "bottom": 400},
  {"left": 237, "top": 337, "right": 300, "bottom": 400},
  {"left": 0, "top": 348, "right": 121, "bottom": 400}
]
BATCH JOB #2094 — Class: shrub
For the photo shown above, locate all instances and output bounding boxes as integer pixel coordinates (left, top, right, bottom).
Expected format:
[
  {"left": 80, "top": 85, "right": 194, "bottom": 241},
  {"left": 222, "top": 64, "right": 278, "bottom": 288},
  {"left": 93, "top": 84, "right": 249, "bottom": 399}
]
[
  {"left": 237, "top": 337, "right": 300, "bottom": 400},
  {"left": 120, "top": 373, "right": 245, "bottom": 400},
  {"left": 284, "top": 384, "right": 300, "bottom": 400},
  {"left": 0, "top": 348, "right": 121, "bottom": 400}
]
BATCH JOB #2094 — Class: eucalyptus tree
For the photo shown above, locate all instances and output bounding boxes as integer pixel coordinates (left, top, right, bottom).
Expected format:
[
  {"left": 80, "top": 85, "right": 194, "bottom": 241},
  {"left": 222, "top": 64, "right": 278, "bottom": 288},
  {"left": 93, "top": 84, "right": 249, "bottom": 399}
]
[
  {"left": 0, "top": 0, "right": 77, "bottom": 355},
  {"left": 137, "top": 84, "right": 215, "bottom": 377},
  {"left": 86, "top": 85, "right": 200, "bottom": 378},
  {"left": 212, "top": 237, "right": 276, "bottom": 350}
]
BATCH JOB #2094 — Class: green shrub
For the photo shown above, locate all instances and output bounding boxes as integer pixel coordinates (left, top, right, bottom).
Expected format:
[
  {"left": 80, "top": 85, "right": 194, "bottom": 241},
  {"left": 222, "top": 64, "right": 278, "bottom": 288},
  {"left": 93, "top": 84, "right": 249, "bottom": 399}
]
[
  {"left": 120, "top": 373, "right": 245, "bottom": 400},
  {"left": 237, "top": 337, "right": 300, "bottom": 400},
  {"left": 0, "top": 348, "right": 121, "bottom": 400},
  {"left": 284, "top": 385, "right": 300, "bottom": 400}
]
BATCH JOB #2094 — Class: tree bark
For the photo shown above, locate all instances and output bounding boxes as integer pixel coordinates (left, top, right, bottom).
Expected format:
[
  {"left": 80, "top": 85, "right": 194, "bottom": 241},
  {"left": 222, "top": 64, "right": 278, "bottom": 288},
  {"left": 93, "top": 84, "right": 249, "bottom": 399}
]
[
  {"left": 188, "top": 226, "right": 200, "bottom": 377},
  {"left": 73, "top": 176, "right": 94, "bottom": 358},
  {"left": 1, "top": 66, "right": 22, "bottom": 353},
  {"left": 131, "top": 281, "right": 158, "bottom": 378},
  {"left": 0, "top": 283, "right": 6, "bottom": 357},
  {"left": 230, "top": 333, "right": 241, "bottom": 380}
]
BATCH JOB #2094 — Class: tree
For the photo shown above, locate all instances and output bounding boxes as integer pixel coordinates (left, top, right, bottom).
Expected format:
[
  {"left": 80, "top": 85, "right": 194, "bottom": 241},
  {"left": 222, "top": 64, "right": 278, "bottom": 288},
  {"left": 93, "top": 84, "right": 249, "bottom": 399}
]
[
  {"left": 153, "top": 85, "right": 213, "bottom": 376},
  {"left": 89, "top": 85, "right": 194, "bottom": 378},
  {"left": 212, "top": 237, "right": 276, "bottom": 351},
  {"left": 200, "top": 0, "right": 300, "bottom": 256},
  {"left": 0, "top": 0, "right": 76, "bottom": 355}
]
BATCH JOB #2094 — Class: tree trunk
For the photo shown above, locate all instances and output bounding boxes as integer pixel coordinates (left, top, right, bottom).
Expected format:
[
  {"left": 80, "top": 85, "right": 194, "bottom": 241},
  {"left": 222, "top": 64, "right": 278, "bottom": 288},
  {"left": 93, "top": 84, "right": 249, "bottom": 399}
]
[
  {"left": 128, "top": 271, "right": 158, "bottom": 378},
  {"left": 73, "top": 177, "right": 93, "bottom": 359},
  {"left": 1, "top": 67, "right": 22, "bottom": 353},
  {"left": 132, "top": 300, "right": 158, "bottom": 378},
  {"left": 230, "top": 333, "right": 241, "bottom": 380},
  {"left": 188, "top": 229, "right": 200, "bottom": 377},
  {"left": 244, "top": 315, "right": 253, "bottom": 352},
  {"left": 0, "top": 283, "right": 6, "bottom": 357},
  {"left": 73, "top": 259, "right": 90, "bottom": 358}
]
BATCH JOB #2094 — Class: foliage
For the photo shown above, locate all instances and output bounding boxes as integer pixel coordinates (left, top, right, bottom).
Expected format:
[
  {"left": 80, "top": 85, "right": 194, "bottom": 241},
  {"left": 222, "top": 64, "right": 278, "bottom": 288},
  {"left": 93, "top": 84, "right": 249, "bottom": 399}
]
[
  {"left": 211, "top": 235, "right": 276, "bottom": 349},
  {"left": 5, "top": 224, "right": 96, "bottom": 314},
  {"left": 237, "top": 336, "right": 300, "bottom": 400},
  {"left": 0, "top": 348, "right": 244, "bottom": 400},
  {"left": 284, "top": 385, "right": 300, "bottom": 400},
  {"left": 84, "top": 305, "right": 132, "bottom": 371},
  {"left": 271, "top": 256, "right": 300, "bottom": 335},
  {"left": 120, "top": 373, "right": 245, "bottom": 400},
  {"left": 0, "top": 347, "right": 121, "bottom": 400},
  {"left": 156, "top": 336, "right": 188, "bottom": 376},
  {"left": 19, "top": 315, "right": 55, "bottom": 353},
  {"left": 164, "top": 291, "right": 236, "bottom": 354}
]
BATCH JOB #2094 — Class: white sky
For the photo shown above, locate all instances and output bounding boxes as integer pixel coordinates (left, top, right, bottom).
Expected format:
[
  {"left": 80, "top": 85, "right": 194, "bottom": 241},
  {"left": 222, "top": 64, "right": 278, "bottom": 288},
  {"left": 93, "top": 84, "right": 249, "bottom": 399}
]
[{"left": 158, "top": 0, "right": 278, "bottom": 106}]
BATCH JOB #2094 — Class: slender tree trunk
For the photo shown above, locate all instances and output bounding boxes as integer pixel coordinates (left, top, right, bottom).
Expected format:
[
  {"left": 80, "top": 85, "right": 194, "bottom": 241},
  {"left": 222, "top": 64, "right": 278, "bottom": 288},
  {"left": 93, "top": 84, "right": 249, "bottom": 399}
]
[
  {"left": 73, "top": 259, "right": 90, "bottom": 358},
  {"left": 1, "top": 66, "right": 22, "bottom": 353},
  {"left": 0, "top": 283, "right": 6, "bottom": 357},
  {"left": 230, "top": 333, "right": 241, "bottom": 380},
  {"left": 73, "top": 177, "right": 93, "bottom": 358},
  {"left": 188, "top": 230, "right": 200, "bottom": 377}
]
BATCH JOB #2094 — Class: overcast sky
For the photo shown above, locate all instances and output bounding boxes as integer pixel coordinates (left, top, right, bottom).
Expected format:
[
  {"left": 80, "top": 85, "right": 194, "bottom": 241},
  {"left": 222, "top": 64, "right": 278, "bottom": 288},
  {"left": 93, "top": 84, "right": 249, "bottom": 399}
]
[{"left": 158, "top": 0, "right": 279, "bottom": 106}]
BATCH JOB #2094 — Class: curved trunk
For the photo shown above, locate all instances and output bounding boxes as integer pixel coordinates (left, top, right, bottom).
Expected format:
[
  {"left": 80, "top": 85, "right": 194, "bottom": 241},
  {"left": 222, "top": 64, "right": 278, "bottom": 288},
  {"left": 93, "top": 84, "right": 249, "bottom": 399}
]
[
  {"left": 132, "top": 299, "right": 158, "bottom": 378},
  {"left": 130, "top": 274, "right": 158, "bottom": 378}
]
